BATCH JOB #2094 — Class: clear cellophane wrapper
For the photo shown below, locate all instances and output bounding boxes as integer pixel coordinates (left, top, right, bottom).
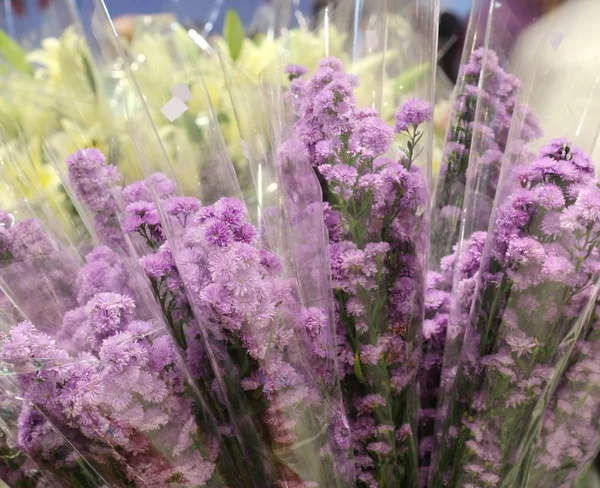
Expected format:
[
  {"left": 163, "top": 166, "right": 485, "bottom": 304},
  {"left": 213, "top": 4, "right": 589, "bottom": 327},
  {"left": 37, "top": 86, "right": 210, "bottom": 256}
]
[
  {"left": 0, "top": 129, "right": 250, "bottom": 487},
  {"left": 34, "top": 1, "right": 360, "bottom": 486},
  {"left": 430, "top": 4, "right": 600, "bottom": 486},
  {"left": 425, "top": 0, "right": 544, "bottom": 481},
  {"left": 259, "top": 0, "right": 439, "bottom": 485}
]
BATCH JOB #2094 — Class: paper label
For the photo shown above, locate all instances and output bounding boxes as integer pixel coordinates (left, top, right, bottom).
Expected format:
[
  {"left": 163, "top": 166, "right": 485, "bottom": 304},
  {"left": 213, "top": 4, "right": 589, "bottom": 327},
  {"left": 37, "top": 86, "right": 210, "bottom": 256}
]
[{"left": 161, "top": 97, "right": 189, "bottom": 122}]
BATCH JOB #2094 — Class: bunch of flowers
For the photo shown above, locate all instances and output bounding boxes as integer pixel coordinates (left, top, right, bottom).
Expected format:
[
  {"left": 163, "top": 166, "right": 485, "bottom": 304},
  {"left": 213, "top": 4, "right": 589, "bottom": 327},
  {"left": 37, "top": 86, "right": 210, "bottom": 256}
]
[
  {"left": 0, "top": 215, "right": 227, "bottom": 486},
  {"left": 429, "top": 47, "right": 541, "bottom": 265},
  {"left": 431, "top": 138, "right": 600, "bottom": 487},
  {"left": 278, "top": 56, "right": 432, "bottom": 487},
  {"left": 64, "top": 148, "right": 350, "bottom": 487}
]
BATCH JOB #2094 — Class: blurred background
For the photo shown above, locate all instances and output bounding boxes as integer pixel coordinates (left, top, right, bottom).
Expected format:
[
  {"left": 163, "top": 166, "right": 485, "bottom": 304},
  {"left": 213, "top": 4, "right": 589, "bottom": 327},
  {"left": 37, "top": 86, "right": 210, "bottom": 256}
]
[{"left": 0, "top": 0, "right": 567, "bottom": 84}]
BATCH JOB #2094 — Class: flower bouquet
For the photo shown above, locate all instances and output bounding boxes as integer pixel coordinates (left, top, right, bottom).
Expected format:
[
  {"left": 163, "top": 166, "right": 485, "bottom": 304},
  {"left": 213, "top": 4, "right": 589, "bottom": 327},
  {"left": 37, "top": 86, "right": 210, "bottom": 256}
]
[
  {"left": 428, "top": 5, "right": 600, "bottom": 485},
  {"left": 0, "top": 141, "right": 250, "bottom": 486},
  {"left": 39, "top": 6, "right": 355, "bottom": 486},
  {"left": 430, "top": 36, "right": 600, "bottom": 484},
  {"left": 257, "top": 0, "right": 439, "bottom": 484},
  {"left": 421, "top": 1, "right": 543, "bottom": 481}
]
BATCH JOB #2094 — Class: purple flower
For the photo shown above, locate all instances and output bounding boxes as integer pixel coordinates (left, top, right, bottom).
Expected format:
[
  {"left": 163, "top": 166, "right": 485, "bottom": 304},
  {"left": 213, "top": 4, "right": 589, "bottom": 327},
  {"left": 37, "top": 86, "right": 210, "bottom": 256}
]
[
  {"left": 355, "top": 394, "right": 387, "bottom": 414},
  {"left": 124, "top": 201, "right": 161, "bottom": 233},
  {"left": 147, "top": 172, "right": 177, "bottom": 198},
  {"left": 0, "top": 210, "right": 13, "bottom": 228},
  {"left": 140, "top": 251, "right": 173, "bottom": 280},
  {"left": 66, "top": 148, "right": 120, "bottom": 213},
  {"left": 394, "top": 98, "right": 433, "bottom": 133},
  {"left": 85, "top": 292, "right": 135, "bottom": 335},
  {"left": 75, "top": 246, "right": 131, "bottom": 305},
  {"left": 349, "top": 113, "right": 394, "bottom": 157},
  {"left": 285, "top": 64, "right": 308, "bottom": 79},
  {"left": 164, "top": 196, "right": 201, "bottom": 220},
  {"left": 214, "top": 197, "right": 247, "bottom": 227},
  {"left": 204, "top": 219, "right": 233, "bottom": 247},
  {"left": 366, "top": 442, "right": 393, "bottom": 455},
  {"left": 122, "top": 180, "right": 152, "bottom": 204},
  {"left": 505, "top": 330, "right": 537, "bottom": 357},
  {"left": 9, "top": 219, "right": 55, "bottom": 260}
]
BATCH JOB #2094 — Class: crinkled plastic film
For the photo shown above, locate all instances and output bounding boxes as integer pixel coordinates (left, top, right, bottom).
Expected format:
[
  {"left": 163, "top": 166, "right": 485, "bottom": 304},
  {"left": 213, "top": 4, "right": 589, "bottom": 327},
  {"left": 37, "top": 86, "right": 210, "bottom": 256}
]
[
  {"left": 104, "top": 7, "right": 255, "bottom": 209},
  {"left": 73, "top": 2, "right": 357, "bottom": 486},
  {"left": 125, "top": 25, "right": 352, "bottom": 488},
  {"left": 429, "top": 0, "right": 534, "bottom": 266},
  {"left": 0, "top": 5, "right": 254, "bottom": 485},
  {"left": 426, "top": 1, "right": 545, "bottom": 479},
  {"left": 430, "top": 5, "right": 600, "bottom": 486},
  {"left": 259, "top": 1, "right": 439, "bottom": 486}
]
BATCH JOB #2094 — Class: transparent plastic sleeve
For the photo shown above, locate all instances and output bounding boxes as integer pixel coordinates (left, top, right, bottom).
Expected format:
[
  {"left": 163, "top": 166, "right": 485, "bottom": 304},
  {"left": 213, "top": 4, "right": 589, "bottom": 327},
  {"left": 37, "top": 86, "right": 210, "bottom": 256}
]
[
  {"left": 424, "top": 1, "right": 545, "bottom": 480},
  {"left": 220, "top": 53, "right": 355, "bottom": 485},
  {"left": 430, "top": 6, "right": 600, "bottom": 486},
  {"left": 51, "top": 1, "right": 357, "bottom": 486},
  {"left": 28, "top": 3, "right": 272, "bottom": 485},
  {"left": 0, "top": 13, "right": 253, "bottom": 482},
  {"left": 429, "top": 0, "right": 540, "bottom": 267},
  {"left": 258, "top": 0, "right": 439, "bottom": 486}
]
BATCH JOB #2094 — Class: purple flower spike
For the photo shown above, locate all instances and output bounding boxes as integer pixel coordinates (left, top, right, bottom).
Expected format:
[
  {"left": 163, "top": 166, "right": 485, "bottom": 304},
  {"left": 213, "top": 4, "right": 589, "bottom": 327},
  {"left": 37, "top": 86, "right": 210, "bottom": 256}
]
[
  {"left": 66, "top": 148, "right": 120, "bottom": 213},
  {"left": 285, "top": 64, "right": 309, "bottom": 79},
  {"left": 394, "top": 98, "right": 433, "bottom": 133}
]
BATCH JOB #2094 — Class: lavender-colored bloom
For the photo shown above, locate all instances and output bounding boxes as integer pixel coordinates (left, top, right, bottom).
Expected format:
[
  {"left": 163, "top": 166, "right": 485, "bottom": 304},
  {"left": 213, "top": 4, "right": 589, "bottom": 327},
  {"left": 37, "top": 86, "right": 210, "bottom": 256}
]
[
  {"left": 75, "top": 246, "right": 131, "bottom": 304},
  {"left": 66, "top": 148, "right": 120, "bottom": 213},
  {"left": 85, "top": 292, "right": 135, "bottom": 336},
  {"left": 350, "top": 113, "right": 394, "bottom": 157},
  {"left": 285, "top": 64, "right": 308, "bottom": 79},
  {"left": 124, "top": 201, "right": 161, "bottom": 233},
  {"left": 164, "top": 196, "right": 201, "bottom": 220},
  {"left": 122, "top": 180, "right": 152, "bottom": 204},
  {"left": 394, "top": 98, "right": 433, "bottom": 133},
  {"left": 204, "top": 219, "right": 234, "bottom": 248},
  {"left": 9, "top": 219, "right": 55, "bottom": 260},
  {"left": 148, "top": 172, "right": 177, "bottom": 199},
  {"left": 366, "top": 442, "right": 393, "bottom": 455}
]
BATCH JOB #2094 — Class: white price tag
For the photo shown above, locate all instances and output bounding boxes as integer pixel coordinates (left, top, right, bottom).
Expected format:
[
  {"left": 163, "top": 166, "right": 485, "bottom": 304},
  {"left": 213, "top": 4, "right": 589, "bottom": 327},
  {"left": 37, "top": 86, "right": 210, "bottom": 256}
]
[
  {"left": 171, "top": 83, "right": 193, "bottom": 102},
  {"left": 161, "top": 97, "right": 189, "bottom": 122}
]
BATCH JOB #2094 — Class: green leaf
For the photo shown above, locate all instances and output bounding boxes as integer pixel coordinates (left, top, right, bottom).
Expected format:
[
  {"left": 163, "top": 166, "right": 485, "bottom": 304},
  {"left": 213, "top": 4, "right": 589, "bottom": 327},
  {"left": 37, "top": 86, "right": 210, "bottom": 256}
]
[
  {"left": 223, "top": 9, "right": 244, "bottom": 61},
  {"left": 240, "top": 353, "right": 250, "bottom": 378},
  {"left": 0, "top": 30, "right": 32, "bottom": 75},
  {"left": 353, "top": 349, "right": 365, "bottom": 383}
]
